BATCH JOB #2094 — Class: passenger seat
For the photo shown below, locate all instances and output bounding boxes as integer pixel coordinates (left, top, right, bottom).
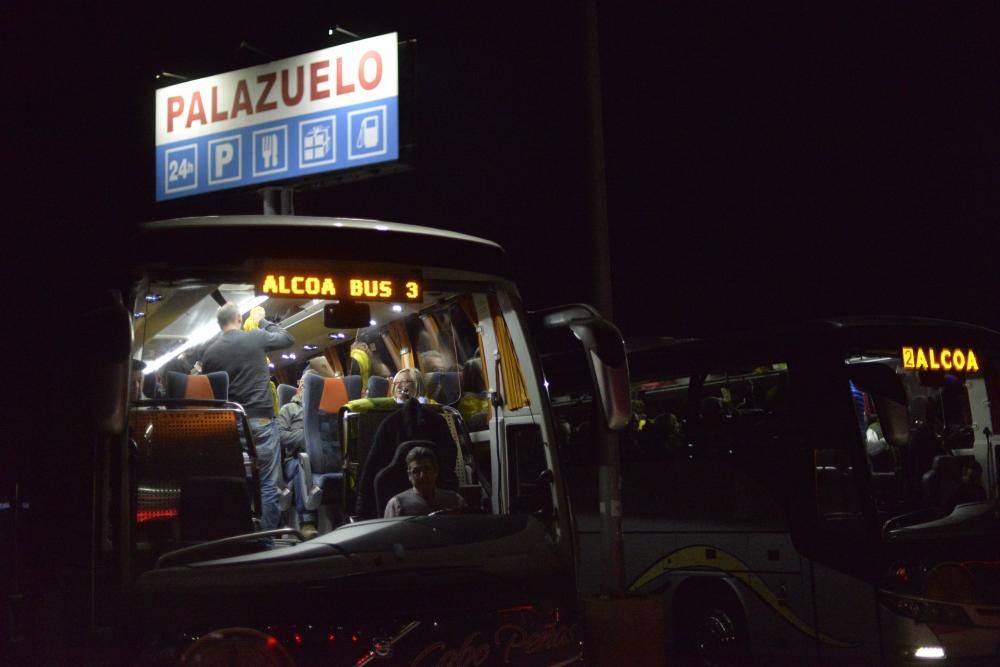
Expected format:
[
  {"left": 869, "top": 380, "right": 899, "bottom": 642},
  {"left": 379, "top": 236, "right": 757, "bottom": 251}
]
[
  {"left": 165, "top": 370, "right": 229, "bottom": 400},
  {"left": 296, "top": 374, "right": 363, "bottom": 530}
]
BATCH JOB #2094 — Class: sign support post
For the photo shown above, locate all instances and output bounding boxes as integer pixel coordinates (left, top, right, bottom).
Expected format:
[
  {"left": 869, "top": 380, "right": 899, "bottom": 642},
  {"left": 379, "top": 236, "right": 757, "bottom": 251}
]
[{"left": 260, "top": 187, "right": 294, "bottom": 215}]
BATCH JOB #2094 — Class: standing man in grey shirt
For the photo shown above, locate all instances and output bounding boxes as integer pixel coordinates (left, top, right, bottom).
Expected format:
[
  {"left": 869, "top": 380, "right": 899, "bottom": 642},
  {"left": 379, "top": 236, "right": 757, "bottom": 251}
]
[{"left": 202, "top": 303, "right": 293, "bottom": 530}]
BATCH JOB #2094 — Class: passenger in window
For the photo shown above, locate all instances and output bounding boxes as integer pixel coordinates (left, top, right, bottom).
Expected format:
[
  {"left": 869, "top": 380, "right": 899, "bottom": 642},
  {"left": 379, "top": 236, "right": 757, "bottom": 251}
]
[
  {"left": 391, "top": 368, "right": 424, "bottom": 404},
  {"left": 384, "top": 447, "right": 467, "bottom": 518},
  {"left": 944, "top": 460, "right": 987, "bottom": 511},
  {"left": 907, "top": 394, "right": 947, "bottom": 505},
  {"left": 647, "top": 411, "right": 683, "bottom": 456},
  {"left": 457, "top": 357, "right": 490, "bottom": 431},
  {"left": 201, "top": 303, "right": 294, "bottom": 531},
  {"left": 278, "top": 370, "right": 319, "bottom": 539},
  {"left": 130, "top": 359, "right": 147, "bottom": 401},
  {"left": 307, "top": 356, "right": 337, "bottom": 378},
  {"left": 355, "top": 368, "right": 459, "bottom": 518},
  {"left": 351, "top": 337, "right": 393, "bottom": 380},
  {"left": 350, "top": 340, "right": 373, "bottom": 390}
]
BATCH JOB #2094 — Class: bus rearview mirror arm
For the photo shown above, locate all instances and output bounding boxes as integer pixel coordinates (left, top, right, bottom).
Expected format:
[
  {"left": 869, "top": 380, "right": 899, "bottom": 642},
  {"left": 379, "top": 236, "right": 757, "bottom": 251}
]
[{"left": 533, "top": 304, "right": 631, "bottom": 431}]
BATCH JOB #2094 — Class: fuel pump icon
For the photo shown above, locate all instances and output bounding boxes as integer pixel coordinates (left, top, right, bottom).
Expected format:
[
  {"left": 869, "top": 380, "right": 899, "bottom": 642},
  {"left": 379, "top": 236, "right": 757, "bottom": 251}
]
[{"left": 356, "top": 116, "right": 380, "bottom": 149}]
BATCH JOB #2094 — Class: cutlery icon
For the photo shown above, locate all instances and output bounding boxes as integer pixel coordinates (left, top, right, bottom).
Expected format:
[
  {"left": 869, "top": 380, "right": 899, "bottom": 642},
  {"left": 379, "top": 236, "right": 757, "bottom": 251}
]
[{"left": 261, "top": 134, "right": 277, "bottom": 168}]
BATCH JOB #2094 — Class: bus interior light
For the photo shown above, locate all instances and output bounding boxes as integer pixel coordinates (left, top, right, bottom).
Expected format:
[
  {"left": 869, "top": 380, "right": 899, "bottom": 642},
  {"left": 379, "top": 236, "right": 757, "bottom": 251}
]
[
  {"left": 914, "top": 646, "right": 945, "bottom": 659},
  {"left": 143, "top": 295, "right": 268, "bottom": 373},
  {"left": 392, "top": 304, "right": 402, "bottom": 312}
]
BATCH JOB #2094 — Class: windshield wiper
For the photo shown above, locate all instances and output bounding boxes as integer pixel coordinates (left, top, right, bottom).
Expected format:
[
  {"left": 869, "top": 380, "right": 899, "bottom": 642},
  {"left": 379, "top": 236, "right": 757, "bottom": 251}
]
[{"left": 155, "top": 528, "right": 304, "bottom": 568}]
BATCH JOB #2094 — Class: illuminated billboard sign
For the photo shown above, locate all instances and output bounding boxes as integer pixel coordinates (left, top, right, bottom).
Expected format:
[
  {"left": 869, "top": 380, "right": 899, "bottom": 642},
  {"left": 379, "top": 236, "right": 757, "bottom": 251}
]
[{"left": 155, "top": 33, "right": 398, "bottom": 201}]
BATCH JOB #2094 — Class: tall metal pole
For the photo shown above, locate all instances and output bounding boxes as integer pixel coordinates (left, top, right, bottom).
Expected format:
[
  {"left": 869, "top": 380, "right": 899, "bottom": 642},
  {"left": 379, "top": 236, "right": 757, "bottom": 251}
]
[
  {"left": 584, "top": 0, "right": 613, "bottom": 322},
  {"left": 584, "top": 0, "right": 625, "bottom": 595}
]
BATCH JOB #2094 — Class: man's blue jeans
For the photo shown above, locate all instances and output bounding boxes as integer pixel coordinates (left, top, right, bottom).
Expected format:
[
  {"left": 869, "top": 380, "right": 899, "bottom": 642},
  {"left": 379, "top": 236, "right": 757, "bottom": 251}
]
[
  {"left": 248, "top": 417, "right": 282, "bottom": 530},
  {"left": 284, "top": 458, "right": 317, "bottom": 525}
]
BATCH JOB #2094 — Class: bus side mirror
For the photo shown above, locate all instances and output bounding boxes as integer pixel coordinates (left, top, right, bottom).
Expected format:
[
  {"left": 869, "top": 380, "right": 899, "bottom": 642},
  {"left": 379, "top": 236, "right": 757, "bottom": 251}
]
[
  {"left": 82, "top": 292, "right": 133, "bottom": 435},
  {"left": 535, "top": 304, "right": 631, "bottom": 431}
]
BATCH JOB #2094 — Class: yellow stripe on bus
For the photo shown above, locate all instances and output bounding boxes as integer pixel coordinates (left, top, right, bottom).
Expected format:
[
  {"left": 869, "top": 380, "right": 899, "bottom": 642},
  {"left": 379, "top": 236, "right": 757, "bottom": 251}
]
[{"left": 628, "top": 545, "right": 855, "bottom": 648}]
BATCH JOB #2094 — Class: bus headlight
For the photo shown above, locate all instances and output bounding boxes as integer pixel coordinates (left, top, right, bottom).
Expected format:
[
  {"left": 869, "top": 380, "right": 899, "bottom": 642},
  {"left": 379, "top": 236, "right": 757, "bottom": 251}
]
[{"left": 913, "top": 646, "right": 946, "bottom": 659}]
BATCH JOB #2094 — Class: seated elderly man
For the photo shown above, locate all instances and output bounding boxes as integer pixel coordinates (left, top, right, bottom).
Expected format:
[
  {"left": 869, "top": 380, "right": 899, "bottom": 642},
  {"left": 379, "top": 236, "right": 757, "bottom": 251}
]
[
  {"left": 384, "top": 446, "right": 466, "bottom": 518},
  {"left": 355, "top": 368, "right": 459, "bottom": 518}
]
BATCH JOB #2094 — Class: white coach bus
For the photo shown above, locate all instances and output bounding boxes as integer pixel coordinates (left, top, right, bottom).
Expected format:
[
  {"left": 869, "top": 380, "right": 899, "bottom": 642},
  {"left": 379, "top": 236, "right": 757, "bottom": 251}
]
[
  {"left": 552, "top": 318, "right": 999, "bottom": 666},
  {"left": 59, "top": 216, "right": 630, "bottom": 665}
]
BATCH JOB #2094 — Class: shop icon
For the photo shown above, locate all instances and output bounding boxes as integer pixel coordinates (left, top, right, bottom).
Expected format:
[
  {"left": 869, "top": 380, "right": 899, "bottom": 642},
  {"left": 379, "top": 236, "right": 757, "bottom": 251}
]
[{"left": 299, "top": 116, "right": 337, "bottom": 167}]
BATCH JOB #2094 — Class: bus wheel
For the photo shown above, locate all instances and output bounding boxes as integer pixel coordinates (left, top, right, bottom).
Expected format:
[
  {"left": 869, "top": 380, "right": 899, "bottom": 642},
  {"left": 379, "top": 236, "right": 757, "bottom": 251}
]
[{"left": 676, "top": 588, "right": 749, "bottom": 667}]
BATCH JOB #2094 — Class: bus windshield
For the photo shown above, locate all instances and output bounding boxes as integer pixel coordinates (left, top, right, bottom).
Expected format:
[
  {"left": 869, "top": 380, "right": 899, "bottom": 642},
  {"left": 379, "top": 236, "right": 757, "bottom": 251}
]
[
  {"left": 85, "top": 217, "right": 614, "bottom": 665},
  {"left": 122, "top": 219, "right": 563, "bottom": 582}
]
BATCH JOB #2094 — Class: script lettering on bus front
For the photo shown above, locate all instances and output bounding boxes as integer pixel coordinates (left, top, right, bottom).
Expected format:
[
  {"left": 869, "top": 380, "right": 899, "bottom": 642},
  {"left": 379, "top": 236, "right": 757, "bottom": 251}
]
[
  {"left": 410, "top": 622, "right": 578, "bottom": 666},
  {"left": 901, "top": 346, "right": 980, "bottom": 373},
  {"left": 257, "top": 272, "right": 422, "bottom": 302}
]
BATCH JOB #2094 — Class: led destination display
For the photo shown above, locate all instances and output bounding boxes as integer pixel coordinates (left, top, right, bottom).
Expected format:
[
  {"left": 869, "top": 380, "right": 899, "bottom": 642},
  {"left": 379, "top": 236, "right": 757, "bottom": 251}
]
[{"left": 257, "top": 272, "right": 422, "bottom": 302}]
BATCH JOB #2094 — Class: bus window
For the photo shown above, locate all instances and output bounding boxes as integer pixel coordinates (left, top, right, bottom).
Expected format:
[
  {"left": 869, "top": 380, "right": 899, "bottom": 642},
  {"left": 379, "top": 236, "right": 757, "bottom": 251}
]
[
  {"left": 846, "top": 346, "right": 997, "bottom": 529},
  {"left": 622, "top": 362, "right": 796, "bottom": 526}
]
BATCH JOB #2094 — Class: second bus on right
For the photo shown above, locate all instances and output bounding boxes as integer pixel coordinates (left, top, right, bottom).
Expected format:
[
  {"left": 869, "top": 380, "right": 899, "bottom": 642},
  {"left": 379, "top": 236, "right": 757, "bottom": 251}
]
[{"left": 550, "top": 317, "right": 1000, "bottom": 667}]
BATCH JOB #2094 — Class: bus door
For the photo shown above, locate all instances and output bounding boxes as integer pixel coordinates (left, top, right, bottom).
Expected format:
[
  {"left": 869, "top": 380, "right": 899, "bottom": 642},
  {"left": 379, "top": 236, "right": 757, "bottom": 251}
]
[
  {"left": 638, "top": 355, "right": 819, "bottom": 665},
  {"left": 552, "top": 343, "right": 819, "bottom": 664},
  {"left": 789, "top": 346, "right": 884, "bottom": 665}
]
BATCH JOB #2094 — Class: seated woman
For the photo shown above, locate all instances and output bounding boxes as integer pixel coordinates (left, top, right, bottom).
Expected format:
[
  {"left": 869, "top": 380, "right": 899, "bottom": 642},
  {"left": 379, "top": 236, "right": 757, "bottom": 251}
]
[{"left": 384, "top": 447, "right": 467, "bottom": 517}]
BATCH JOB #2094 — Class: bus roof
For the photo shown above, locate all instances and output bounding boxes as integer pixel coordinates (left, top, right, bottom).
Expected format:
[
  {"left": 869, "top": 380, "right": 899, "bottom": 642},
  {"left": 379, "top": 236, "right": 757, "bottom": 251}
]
[{"left": 135, "top": 216, "right": 508, "bottom": 277}]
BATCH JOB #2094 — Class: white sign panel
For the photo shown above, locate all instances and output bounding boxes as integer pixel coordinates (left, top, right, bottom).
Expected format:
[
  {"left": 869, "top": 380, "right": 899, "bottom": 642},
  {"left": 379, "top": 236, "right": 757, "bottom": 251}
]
[{"left": 155, "top": 33, "right": 398, "bottom": 200}]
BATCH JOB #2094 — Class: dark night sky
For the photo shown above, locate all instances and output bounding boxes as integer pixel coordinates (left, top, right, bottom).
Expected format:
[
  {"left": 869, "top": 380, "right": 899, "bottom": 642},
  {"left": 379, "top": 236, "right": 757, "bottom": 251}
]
[{"left": 12, "top": 2, "right": 1000, "bottom": 337}]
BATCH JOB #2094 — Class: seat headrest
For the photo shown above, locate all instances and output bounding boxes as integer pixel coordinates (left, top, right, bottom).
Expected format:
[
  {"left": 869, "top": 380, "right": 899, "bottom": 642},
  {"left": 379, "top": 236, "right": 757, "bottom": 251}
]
[
  {"left": 343, "top": 375, "right": 363, "bottom": 401},
  {"left": 426, "top": 371, "right": 461, "bottom": 405},
  {"left": 305, "top": 374, "right": 347, "bottom": 413},
  {"left": 277, "top": 383, "right": 296, "bottom": 407},
  {"left": 142, "top": 373, "right": 158, "bottom": 399},
  {"left": 367, "top": 375, "right": 391, "bottom": 398},
  {"left": 461, "top": 358, "right": 486, "bottom": 393},
  {"left": 164, "top": 370, "right": 228, "bottom": 400},
  {"left": 390, "top": 439, "right": 437, "bottom": 466}
]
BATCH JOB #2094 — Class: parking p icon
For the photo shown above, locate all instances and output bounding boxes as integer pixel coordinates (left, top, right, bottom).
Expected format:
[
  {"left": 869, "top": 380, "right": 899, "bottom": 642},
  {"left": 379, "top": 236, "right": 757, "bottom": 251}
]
[
  {"left": 207, "top": 136, "right": 242, "bottom": 185},
  {"left": 214, "top": 143, "right": 233, "bottom": 178}
]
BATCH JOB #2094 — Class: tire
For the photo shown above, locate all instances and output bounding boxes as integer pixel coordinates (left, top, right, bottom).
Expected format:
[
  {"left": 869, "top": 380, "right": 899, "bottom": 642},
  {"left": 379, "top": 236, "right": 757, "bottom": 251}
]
[{"left": 675, "top": 585, "right": 751, "bottom": 667}]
